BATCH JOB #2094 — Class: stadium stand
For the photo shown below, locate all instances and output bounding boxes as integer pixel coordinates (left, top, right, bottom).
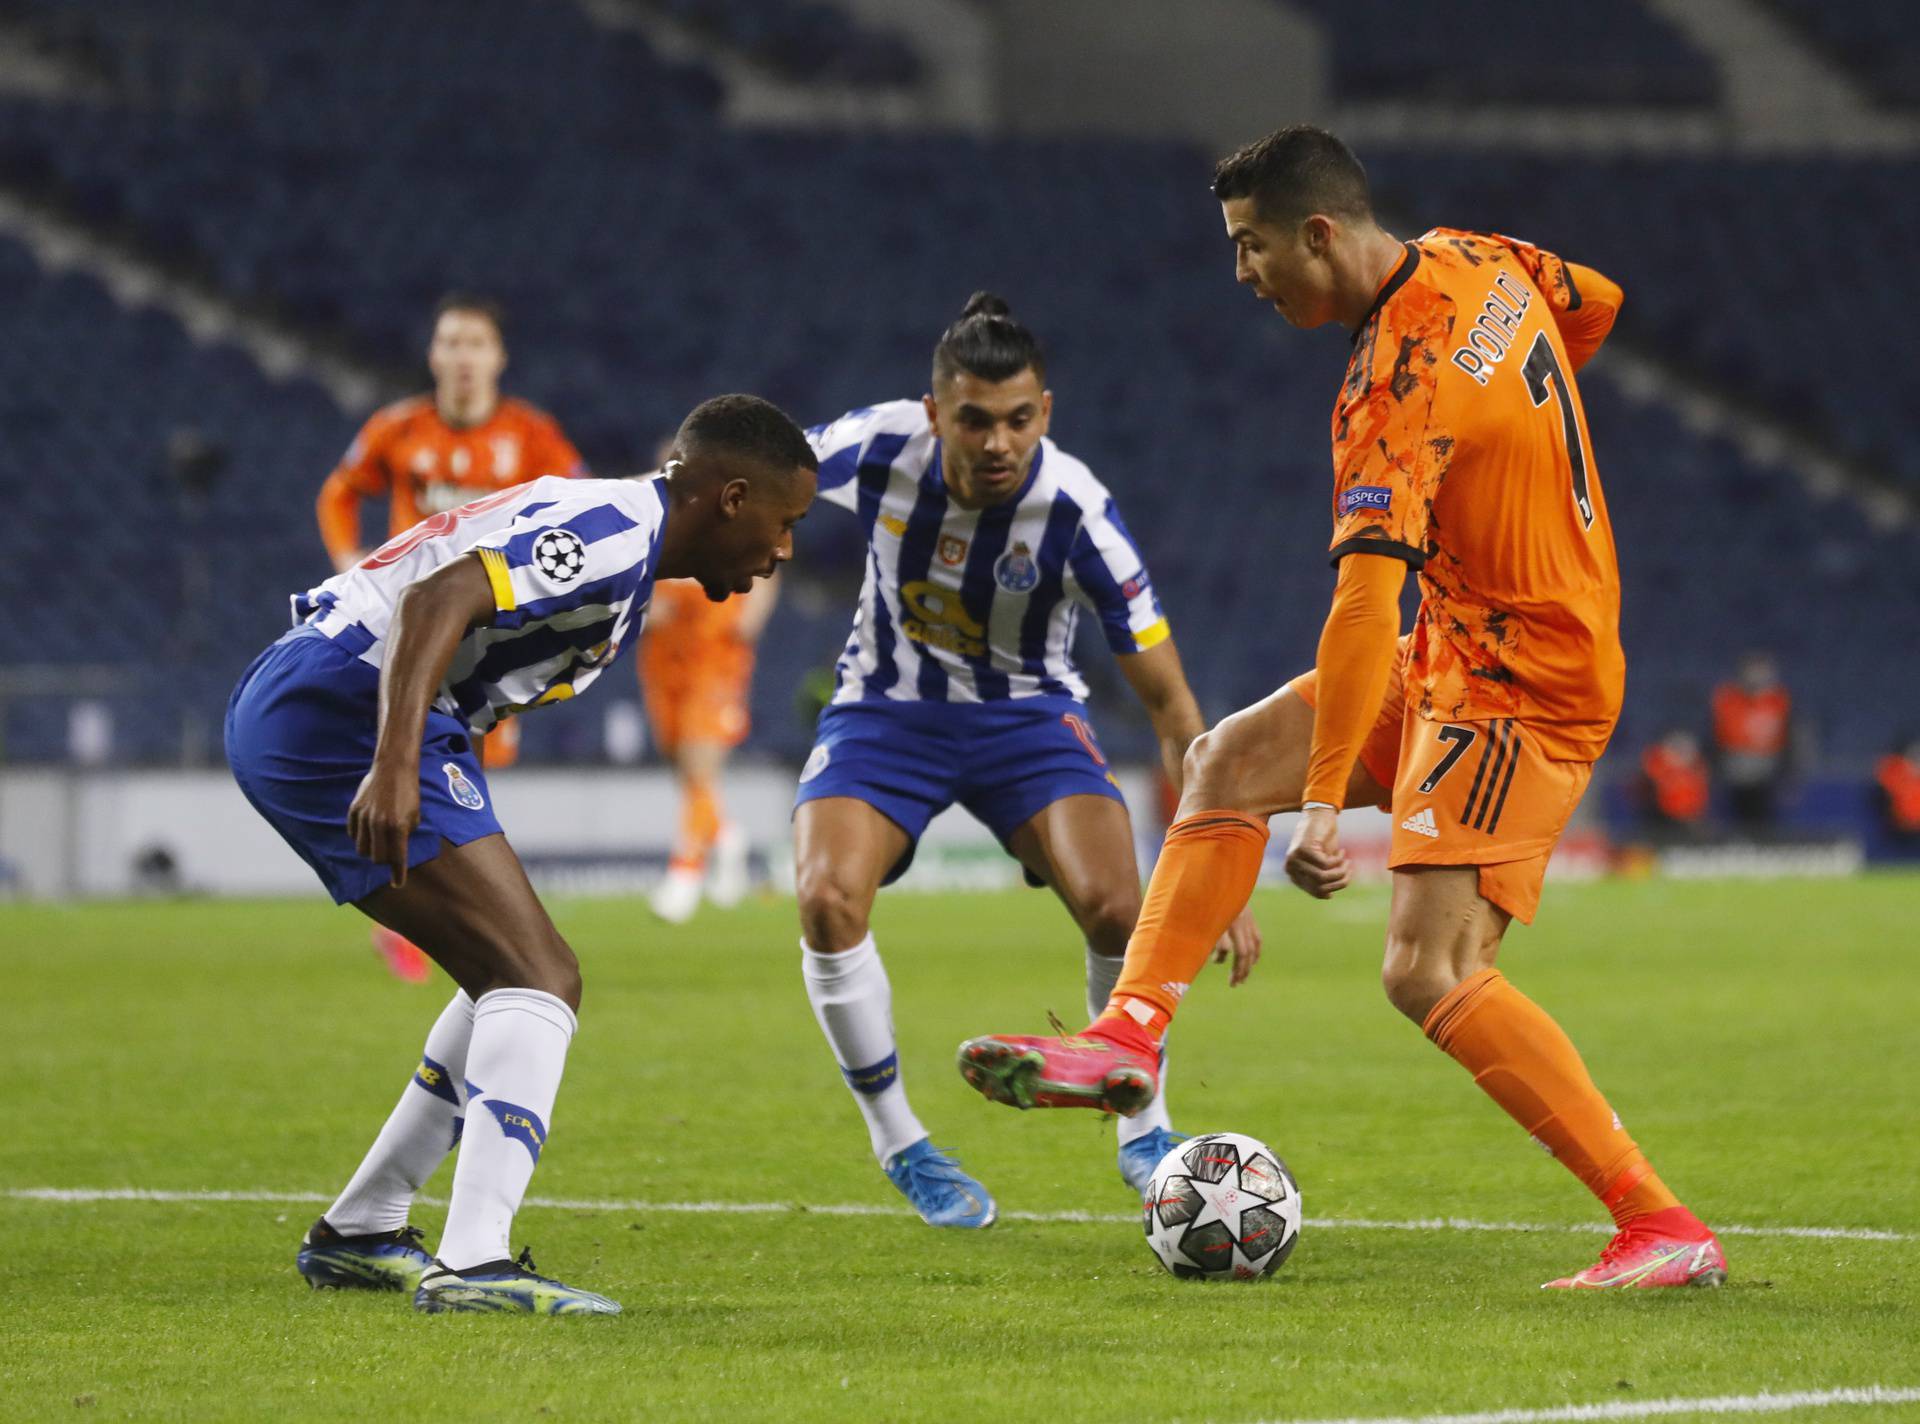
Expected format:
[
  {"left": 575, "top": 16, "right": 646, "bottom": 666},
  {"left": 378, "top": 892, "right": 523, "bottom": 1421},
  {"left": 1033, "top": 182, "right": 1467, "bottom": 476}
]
[
  {"left": 1763, "top": 0, "right": 1920, "bottom": 110},
  {"left": 0, "top": 0, "right": 1914, "bottom": 778},
  {"left": 1281, "top": 0, "right": 1721, "bottom": 106},
  {"left": 638, "top": 0, "right": 923, "bottom": 86}
]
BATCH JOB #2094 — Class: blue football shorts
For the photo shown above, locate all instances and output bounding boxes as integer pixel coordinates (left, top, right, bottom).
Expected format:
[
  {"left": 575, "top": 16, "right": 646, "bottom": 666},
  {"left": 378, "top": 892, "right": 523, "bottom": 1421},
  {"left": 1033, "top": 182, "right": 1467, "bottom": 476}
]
[
  {"left": 224, "top": 625, "right": 504, "bottom": 905},
  {"left": 793, "top": 695, "right": 1126, "bottom": 885}
]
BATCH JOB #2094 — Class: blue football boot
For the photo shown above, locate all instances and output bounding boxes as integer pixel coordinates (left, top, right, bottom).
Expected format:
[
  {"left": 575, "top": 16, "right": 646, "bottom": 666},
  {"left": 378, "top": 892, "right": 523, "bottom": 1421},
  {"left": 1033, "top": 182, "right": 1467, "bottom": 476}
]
[
  {"left": 1118, "top": 1127, "right": 1191, "bottom": 1197},
  {"left": 413, "top": 1248, "right": 622, "bottom": 1316},
  {"left": 884, "top": 1138, "right": 997, "bottom": 1228},
  {"left": 296, "top": 1217, "right": 435, "bottom": 1291}
]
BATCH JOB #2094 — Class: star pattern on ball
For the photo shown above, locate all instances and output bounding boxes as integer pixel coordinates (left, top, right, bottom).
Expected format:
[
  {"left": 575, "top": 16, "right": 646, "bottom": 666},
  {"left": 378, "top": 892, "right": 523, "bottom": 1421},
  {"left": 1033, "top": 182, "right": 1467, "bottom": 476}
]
[{"left": 1183, "top": 1150, "right": 1280, "bottom": 1242}]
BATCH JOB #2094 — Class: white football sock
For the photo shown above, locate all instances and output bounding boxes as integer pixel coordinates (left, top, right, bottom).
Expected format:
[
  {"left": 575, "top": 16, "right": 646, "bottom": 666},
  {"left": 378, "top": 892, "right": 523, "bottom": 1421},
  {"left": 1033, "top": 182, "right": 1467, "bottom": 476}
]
[
  {"left": 802, "top": 935, "right": 926, "bottom": 1166},
  {"left": 326, "top": 989, "right": 475, "bottom": 1236},
  {"left": 1086, "top": 945, "right": 1172, "bottom": 1145},
  {"left": 434, "top": 987, "right": 576, "bottom": 1271}
]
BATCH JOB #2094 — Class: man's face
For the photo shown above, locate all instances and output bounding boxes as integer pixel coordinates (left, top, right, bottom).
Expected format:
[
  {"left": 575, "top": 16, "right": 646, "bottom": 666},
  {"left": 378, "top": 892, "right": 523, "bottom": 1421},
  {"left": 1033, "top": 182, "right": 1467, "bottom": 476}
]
[
  {"left": 923, "top": 367, "right": 1051, "bottom": 508},
  {"left": 428, "top": 310, "right": 506, "bottom": 403},
  {"left": 1222, "top": 196, "right": 1338, "bottom": 329},
  {"left": 682, "top": 452, "right": 816, "bottom": 600}
]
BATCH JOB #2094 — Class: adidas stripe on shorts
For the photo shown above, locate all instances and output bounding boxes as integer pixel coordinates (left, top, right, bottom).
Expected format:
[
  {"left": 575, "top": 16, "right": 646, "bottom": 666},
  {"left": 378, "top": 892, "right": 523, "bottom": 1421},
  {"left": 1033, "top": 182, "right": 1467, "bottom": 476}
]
[{"left": 1287, "top": 637, "right": 1592, "bottom": 925}]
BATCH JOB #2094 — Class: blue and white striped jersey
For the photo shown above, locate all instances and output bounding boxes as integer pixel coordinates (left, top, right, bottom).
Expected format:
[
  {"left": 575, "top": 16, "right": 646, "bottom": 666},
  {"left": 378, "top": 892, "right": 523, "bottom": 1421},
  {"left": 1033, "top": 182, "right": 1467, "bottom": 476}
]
[
  {"left": 807, "top": 401, "right": 1166, "bottom": 704},
  {"left": 292, "top": 474, "right": 668, "bottom": 733}
]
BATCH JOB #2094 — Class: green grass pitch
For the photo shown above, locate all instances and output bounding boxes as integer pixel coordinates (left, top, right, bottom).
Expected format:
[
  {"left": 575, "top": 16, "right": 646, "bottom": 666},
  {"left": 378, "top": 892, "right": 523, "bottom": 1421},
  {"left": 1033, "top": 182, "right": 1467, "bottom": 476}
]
[{"left": 3, "top": 876, "right": 1917, "bottom": 1422}]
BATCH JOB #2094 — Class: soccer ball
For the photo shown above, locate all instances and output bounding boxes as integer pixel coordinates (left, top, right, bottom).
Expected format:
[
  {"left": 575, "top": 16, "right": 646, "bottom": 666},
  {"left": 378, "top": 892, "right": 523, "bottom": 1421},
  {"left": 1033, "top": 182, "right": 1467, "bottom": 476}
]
[
  {"left": 1142, "top": 1131, "right": 1301, "bottom": 1281},
  {"left": 533, "top": 529, "right": 587, "bottom": 583}
]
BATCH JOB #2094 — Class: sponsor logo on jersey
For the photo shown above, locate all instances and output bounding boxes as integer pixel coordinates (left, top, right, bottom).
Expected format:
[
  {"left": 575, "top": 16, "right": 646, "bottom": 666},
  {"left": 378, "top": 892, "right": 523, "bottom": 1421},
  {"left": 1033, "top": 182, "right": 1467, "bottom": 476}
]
[
  {"left": 1341, "top": 485, "right": 1394, "bottom": 516},
  {"left": 994, "top": 541, "right": 1039, "bottom": 593},
  {"left": 938, "top": 535, "right": 969, "bottom": 566},
  {"left": 443, "top": 761, "right": 486, "bottom": 811},
  {"left": 800, "top": 742, "right": 831, "bottom": 783},
  {"left": 1400, "top": 806, "right": 1440, "bottom": 838}
]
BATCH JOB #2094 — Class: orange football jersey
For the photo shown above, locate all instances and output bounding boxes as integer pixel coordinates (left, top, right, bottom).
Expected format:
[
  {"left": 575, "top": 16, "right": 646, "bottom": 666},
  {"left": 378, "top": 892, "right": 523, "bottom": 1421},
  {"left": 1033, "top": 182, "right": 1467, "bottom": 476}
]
[
  {"left": 317, "top": 395, "right": 585, "bottom": 564},
  {"left": 1330, "top": 227, "right": 1625, "bottom": 762}
]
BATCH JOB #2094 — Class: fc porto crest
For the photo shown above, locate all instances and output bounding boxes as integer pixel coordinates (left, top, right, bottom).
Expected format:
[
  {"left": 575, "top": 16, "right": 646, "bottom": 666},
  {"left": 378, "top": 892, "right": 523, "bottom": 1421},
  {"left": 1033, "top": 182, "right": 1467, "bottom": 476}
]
[
  {"left": 442, "top": 761, "right": 486, "bottom": 811},
  {"left": 994, "top": 541, "right": 1039, "bottom": 593}
]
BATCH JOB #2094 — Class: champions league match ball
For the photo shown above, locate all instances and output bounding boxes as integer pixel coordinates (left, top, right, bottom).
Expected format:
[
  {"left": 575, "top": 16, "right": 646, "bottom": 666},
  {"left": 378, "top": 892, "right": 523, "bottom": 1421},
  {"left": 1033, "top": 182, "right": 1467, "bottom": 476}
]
[{"left": 1142, "top": 1131, "right": 1302, "bottom": 1281}]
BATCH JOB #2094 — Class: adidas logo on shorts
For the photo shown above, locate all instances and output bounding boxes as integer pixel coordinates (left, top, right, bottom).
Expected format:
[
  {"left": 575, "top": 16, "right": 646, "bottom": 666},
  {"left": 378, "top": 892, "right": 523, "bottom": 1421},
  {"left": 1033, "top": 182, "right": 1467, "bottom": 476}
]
[{"left": 1400, "top": 807, "right": 1440, "bottom": 838}]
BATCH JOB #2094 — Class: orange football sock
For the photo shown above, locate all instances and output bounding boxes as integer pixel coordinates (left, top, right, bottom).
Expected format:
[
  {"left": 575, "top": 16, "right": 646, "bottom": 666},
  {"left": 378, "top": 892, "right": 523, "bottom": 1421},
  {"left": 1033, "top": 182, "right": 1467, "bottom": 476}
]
[
  {"left": 1423, "top": 969, "right": 1683, "bottom": 1228},
  {"left": 671, "top": 776, "right": 723, "bottom": 873},
  {"left": 1096, "top": 811, "right": 1269, "bottom": 1040}
]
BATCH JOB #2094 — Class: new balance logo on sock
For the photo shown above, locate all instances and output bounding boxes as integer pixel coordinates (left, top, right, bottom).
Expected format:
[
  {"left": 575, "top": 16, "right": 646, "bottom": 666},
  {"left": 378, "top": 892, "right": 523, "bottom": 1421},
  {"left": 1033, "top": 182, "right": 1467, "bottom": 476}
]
[{"left": 1400, "top": 807, "right": 1440, "bottom": 838}]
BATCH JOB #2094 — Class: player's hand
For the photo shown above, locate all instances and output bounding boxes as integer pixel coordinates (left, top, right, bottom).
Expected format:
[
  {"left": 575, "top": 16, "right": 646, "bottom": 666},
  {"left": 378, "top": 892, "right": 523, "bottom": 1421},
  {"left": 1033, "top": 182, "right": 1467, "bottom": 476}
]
[
  {"left": 1212, "top": 908, "right": 1263, "bottom": 986},
  {"left": 348, "top": 760, "right": 421, "bottom": 888},
  {"left": 1284, "top": 805, "right": 1351, "bottom": 899}
]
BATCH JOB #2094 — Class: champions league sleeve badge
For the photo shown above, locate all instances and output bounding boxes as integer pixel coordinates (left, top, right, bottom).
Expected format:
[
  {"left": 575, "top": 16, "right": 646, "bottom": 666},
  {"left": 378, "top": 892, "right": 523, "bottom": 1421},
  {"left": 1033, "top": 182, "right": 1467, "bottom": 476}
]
[
  {"left": 443, "top": 761, "right": 487, "bottom": 811},
  {"left": 993, "top": 541, "right": 1039, "bottom": 593}
]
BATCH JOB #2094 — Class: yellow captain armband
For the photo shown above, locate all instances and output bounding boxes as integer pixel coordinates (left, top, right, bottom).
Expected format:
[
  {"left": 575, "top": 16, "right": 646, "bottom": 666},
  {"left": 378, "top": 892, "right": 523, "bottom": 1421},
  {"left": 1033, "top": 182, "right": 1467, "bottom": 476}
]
[
  {"left": 475, "top": 547, "right": 516, "bottom": 613},
  {"left": 1132, "top": 617, "right": 1171, "bottom": 651}
]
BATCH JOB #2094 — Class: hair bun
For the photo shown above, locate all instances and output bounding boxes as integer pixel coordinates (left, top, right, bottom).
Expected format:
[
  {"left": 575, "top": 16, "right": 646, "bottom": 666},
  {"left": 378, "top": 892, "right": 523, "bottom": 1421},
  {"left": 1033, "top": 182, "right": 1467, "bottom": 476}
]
[{"left": 961, "top": 290, "right": 1012, "bottom": 321}]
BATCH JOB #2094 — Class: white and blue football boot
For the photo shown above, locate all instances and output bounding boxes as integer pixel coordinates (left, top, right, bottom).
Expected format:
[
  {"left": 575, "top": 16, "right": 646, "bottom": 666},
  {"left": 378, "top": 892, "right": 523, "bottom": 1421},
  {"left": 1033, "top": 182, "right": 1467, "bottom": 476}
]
[
  {"left": 1118, "top": 1127, "right": 1190, "bottom": 1197},
  {"left": 296, "top": 1218, "right": 435, "bottom": 1291},
  {"left": 884, "top": 1138, "right": 997, "bottom": 1228},
  {"left": 413, "top": 1248, "right": 622, "bottom": 1316}
]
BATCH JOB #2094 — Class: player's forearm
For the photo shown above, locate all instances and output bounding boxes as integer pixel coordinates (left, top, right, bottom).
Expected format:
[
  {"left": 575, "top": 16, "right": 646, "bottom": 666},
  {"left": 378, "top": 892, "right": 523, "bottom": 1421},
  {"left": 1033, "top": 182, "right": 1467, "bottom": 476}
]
[
  {"left": 1302, "top": 553, "right": 1404, "bottom": 808},
  {"left": 1148, "top": 696, "right": 1206, "bottom": 795},
  {"left": 316, "top": 473, "right": 365, "bottom": 568}
]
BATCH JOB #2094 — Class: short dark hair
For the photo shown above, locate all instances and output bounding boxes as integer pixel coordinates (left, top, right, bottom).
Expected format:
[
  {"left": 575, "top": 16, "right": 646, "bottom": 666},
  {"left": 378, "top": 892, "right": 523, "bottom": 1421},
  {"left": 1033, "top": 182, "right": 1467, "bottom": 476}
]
[
  {"left": 677, "top": 393, "right": 818, "bottom": 475},
  {"left": 932, "top": 291, "right": 1045, "bottom": 387},
  {"left": 433, "top": 291, "right": 506, "bottom": 341},
  {"left": 1211, "top": 125, "right": 1372, "bottom": 228}
]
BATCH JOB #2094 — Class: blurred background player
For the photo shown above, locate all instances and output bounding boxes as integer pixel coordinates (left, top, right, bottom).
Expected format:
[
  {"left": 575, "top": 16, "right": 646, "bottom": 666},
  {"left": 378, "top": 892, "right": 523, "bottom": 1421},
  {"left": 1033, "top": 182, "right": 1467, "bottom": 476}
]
[
  {"left": 794, "top": 294, "right": 1258, "bottom": 1228},
  {"left": 1638, "top": 728, "right": 1710, "bottom": 842},
  {"left": 314, "top": 293, "right": 588, "bottom": 979},
  {"left": 960, "top": 127, "right": 1725, "bottom": 1290},
  {"left": 641, "top": 443, "right": 781, "bottom": 923},
  {"left": 1712, "top": 650, "right": 1793, "bottom": 837},
  {"left": 229, "top": 394, "right": 816, "bottom": 1314},
  {"left": 1874, "top": 734, "right": 1920, "bottom": 857}
]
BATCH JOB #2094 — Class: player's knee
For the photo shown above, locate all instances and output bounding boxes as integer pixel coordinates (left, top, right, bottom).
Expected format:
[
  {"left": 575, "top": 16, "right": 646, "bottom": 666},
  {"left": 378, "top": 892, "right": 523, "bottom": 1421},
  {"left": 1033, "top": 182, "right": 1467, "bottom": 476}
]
[
  {"left": 482, "top": 936, "right": 582, "bottom": 1011},
  {"left": 795, "top": 865, "right": 871, "bottom": 951},
  {"left": 1379, "top": 944, "right": 1460, "bottom": 1026},
  {"left": 1181, "top": 729, "right": 1235, "bottom": 804},
  {"left": 1076, "top": 886, "right": 1138, "bottom": 956}
]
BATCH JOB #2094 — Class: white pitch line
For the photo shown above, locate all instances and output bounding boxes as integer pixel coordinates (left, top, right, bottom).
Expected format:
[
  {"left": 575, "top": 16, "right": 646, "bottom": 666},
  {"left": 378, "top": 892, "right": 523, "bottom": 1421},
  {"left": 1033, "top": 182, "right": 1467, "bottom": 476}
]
[
  {"left": 3, "top": 1188, "right": 1913, "bottom": 1243},
  {"left": 1243, "top": 1384, "right": 1920, "bottom": 1424}
]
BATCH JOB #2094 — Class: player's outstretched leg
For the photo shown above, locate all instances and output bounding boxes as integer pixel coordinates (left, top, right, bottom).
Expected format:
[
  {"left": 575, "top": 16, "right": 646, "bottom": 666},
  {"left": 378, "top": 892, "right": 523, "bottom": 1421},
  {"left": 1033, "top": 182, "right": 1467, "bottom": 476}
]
[
  {"left": 298, "top": 988, "right": 474, "bottom": 1290},
  {"left": 355, "top": 834, "right": 621, "bottom": 1315},
  {"left": 959, "top": 689, "right": 1352, "bottom": 1116},
  {"left": 1389, "top": 866, "right": 1724, "bottom": 1290},
  {"left": 997, "top": 796, "right": 1189, "bottom": 1190},
  {"left": 796, "top": 798, "right": 994, "bottom": 1228}
]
